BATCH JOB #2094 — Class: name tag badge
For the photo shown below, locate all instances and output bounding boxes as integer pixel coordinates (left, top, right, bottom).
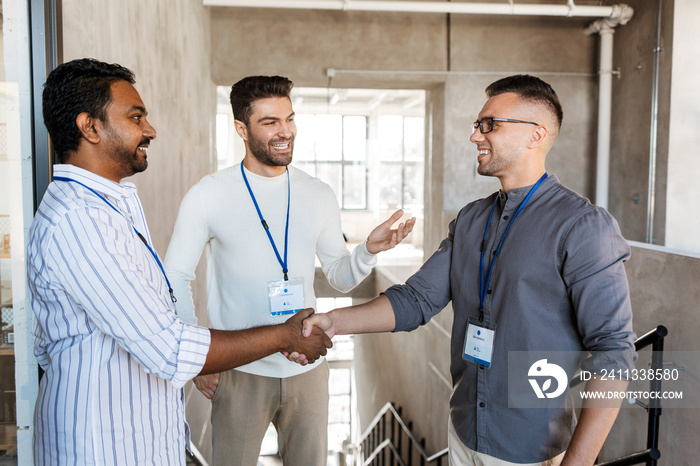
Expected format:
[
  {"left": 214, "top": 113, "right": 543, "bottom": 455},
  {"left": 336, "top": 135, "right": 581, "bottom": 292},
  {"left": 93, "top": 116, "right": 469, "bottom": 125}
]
[
  {"left": 463, "top": 316, "right": 496, "bottom": 368},
  {"left": 268, "top": 277, "right": 305, "bottom": 316}
]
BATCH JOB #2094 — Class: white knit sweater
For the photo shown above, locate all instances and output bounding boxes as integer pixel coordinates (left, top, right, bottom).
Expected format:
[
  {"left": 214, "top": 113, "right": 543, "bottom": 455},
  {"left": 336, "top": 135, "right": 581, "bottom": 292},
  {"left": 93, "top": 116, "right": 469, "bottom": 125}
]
[{"left": 164, "top": 163, "right": 377, "bottom": 377}]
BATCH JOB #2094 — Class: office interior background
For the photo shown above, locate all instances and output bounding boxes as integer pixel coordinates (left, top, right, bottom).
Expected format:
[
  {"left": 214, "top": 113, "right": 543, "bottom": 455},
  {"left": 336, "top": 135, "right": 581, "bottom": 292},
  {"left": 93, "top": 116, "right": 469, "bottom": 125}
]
[{"left": 1, "top": 0, "right": 699, "bottom": 464}]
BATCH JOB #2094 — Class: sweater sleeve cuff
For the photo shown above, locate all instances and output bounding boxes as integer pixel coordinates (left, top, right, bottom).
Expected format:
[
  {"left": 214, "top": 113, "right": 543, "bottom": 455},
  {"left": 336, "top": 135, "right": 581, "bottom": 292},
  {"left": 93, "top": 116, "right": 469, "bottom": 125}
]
[{"left": 357, "top": 239, "right": 379, "bottom": 264}]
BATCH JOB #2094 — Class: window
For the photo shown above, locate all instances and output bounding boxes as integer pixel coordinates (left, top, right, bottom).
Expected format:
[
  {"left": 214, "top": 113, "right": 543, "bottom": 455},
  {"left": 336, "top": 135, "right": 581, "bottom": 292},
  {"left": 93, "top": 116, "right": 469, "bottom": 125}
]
[
  {"left": 291, "top": 88, "right": 426, "bottom": 217},
  {"left": 377, "top": 115, "right": 425, "bottom": 211},
  {"left": 317, "top": 297, "right": 355, "bottom": 463},
  {"left": 293, "top": 114, "right": 368, "bottom": 210}
]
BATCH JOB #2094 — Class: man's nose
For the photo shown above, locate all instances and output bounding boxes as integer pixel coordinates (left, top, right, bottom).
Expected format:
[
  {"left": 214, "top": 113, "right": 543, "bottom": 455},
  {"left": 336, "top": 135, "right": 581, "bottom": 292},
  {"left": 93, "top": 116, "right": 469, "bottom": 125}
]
[
  {"left": 469, "top": 126, "right": 483, "bottom": 144},
  {"left": 278, "top": 121, "right": 294, "bottom": 138},
  {"left": 143, "top": 119, "right": 157, "bottom": 140}
]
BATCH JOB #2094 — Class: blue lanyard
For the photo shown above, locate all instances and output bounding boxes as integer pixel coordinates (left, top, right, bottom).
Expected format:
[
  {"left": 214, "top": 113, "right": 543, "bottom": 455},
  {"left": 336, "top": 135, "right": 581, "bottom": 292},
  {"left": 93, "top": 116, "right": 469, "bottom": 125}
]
[
  {"left": 240, "top": 163, "right": 291, "bottom": 281},
  {"left": 478, "top": 173, "right": 548, "bottom": 317},
  {"left": 53, "top": 176, "right": 177, "bottom": 303}
]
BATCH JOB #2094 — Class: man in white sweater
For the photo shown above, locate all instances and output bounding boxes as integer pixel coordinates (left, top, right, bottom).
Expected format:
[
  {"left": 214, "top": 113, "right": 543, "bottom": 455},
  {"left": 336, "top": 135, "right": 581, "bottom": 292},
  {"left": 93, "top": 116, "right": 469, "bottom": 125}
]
[{"left": 164, "top": 75, "right": 415, "bottom": 466}]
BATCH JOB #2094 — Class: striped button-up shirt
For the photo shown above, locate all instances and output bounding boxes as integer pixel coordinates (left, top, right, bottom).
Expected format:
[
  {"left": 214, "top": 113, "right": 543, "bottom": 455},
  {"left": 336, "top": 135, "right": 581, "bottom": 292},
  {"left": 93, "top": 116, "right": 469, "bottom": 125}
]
[{"left": 27, "top": 164, "right": 211, "bottom": 465}]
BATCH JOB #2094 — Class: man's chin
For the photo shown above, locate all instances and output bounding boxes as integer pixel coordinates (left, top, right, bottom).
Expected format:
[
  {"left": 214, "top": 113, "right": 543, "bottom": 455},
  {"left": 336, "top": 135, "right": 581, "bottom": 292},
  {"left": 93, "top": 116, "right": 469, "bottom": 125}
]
[{"left": 132, "top": 160, "right": 148, "bottom": 175}]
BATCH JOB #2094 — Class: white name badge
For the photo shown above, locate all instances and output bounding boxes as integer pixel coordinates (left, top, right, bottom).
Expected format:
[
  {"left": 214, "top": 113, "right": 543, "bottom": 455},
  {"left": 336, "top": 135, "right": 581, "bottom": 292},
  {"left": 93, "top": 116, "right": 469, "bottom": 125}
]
[
  {"left": 463, "top": 316, "right": 496, "bottom": 368},
  {"left": 268, "top": 277, "right": 305, "bottom": 316}
]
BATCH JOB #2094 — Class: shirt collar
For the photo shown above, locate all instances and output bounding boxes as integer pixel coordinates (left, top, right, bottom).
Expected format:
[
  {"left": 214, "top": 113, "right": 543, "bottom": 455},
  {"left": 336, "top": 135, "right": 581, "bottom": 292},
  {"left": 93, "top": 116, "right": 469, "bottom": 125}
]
[
  {"left": 498, "top": 174, "right": 559, "bottom": 208},
  {"left": 53, "top": 164, "right": 138, "bottom": 199}
]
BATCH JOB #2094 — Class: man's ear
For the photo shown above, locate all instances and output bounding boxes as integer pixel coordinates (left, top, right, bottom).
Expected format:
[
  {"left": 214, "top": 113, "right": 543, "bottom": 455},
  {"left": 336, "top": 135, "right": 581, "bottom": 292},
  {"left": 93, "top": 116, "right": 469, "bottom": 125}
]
[
  {"left": 75, "top": 112, "right": 102, "bottom": 145},
  {"left": 234, "top": 119, "right": 248, "bottom": 142},
  {"left": 528, "top": 125, "right": 548, "bottom": 149}
]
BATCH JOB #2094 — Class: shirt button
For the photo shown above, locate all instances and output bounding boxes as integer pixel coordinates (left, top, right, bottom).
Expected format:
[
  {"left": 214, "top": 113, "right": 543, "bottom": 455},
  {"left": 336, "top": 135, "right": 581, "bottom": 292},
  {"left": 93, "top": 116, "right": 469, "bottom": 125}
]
[
  {"left": 486, "top": 289, "right": 492, "bottom": 295},
  {"left": 479, "top": 402, "right": 485, "bottom": 408},
  {"left": 503, "top": 215, "right": 509, "bottom": 220}
]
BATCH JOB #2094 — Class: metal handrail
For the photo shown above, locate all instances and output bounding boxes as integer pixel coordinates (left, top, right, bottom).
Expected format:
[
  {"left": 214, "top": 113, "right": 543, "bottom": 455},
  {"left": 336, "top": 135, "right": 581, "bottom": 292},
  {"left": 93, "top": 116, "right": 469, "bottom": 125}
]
[
  {"left": 595, "top": 325, "right": 667, "bottom": 466},
  {"left": 358, "top": 402, "right": 448, "bottom": 465},
  {"left": 363, "top": 438, "right": 406, "bottom": 466}
]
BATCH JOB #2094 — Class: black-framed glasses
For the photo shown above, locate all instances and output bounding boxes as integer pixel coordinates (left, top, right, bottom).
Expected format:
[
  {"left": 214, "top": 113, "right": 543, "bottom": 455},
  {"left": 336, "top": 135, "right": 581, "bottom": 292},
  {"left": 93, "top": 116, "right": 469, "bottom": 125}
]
[{"left": 472, "top": 117, "right": 540, "bottom": 134}]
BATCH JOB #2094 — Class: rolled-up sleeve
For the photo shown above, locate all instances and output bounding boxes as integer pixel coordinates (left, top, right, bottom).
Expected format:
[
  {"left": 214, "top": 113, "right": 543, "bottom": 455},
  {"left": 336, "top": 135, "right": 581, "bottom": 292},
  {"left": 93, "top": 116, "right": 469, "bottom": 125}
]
[
  {"left": 561, "top": 207, "right": 637, "bottom": 372},
  {"left": 385, "top": 218, "right": 454, "bottom": 332},
  {"left": 171, "top": 324, "right": 211, "bottom": 388}
]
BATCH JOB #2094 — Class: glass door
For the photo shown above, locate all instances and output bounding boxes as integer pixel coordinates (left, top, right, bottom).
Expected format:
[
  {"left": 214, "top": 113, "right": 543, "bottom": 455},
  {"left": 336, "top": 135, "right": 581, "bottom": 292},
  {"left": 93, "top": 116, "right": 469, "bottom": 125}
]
[
  {"left": 1, "top": 0, "right": 56, "bottom": 462},
  {"left": 0, "top": 9, "right": 20, "bottom": 455}
]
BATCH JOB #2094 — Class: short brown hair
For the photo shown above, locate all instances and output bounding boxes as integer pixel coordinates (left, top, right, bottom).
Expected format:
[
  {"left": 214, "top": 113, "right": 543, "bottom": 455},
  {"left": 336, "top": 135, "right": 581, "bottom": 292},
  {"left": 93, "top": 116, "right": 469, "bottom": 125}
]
[{"left": 229, "top": 76, "right": 294, "bottom": 126}]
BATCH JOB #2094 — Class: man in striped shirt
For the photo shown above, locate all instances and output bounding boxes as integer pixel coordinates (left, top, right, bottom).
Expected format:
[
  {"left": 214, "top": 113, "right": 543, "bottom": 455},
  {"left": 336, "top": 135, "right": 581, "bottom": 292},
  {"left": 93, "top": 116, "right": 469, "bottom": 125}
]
[{"left": 27, "top": 58, "right": 331, "bottom": 465}]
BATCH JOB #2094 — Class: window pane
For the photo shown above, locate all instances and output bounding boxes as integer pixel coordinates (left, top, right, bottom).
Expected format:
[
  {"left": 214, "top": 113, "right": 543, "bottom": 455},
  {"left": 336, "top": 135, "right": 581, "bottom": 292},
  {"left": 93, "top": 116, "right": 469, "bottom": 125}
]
[
  {"left": 315, "top": 163, "right": 342, "bottom": 201},
  {"left": 328, "top": 423, "right": 351, "bottom": 455},
  {"left": 328, "top": 394, "right": 351, "bottom": 423},
  {"left": 378, "top": 115, "right": 403, "bottom": 161},
  {"left": 215, "top": 114, "right": 229, "bottom": 158},
  {"left": 329, "top": 368, "right": 351, "bottom": 396},
  {"left": 292, "top": 161, "right": 316, "bottom": 177},
  {"left": 342, "top": 165, "right": 366, "bottom": 209},
  {"left": 404, "top": 117, "right": 425, "bottom": 162},
  {"left": 379, "top": 163, "right": 402, "bottom": 209},
  {"left": 293, "top": 114, "right": 316, "bottom": 161},
  {"left": 343, "top": 116, "right": 367, "bottom": 162},
  {"left": 327, "top": 335, "right": 355, "bottom": 361},
  {"left": 403, "top": 163, "right": 425, "bottom": 211},
  {"left": 315, "top": 115, "right": 342, "bottom": 161}
]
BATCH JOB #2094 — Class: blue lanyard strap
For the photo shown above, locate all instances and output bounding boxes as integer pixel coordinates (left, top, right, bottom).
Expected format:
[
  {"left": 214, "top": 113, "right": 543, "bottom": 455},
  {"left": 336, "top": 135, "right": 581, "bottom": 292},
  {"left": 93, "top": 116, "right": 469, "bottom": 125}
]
[
  {"left": 478, "top": 173, "right": 548, "bottom": 316},
  {"left": 240, "top": 163, "right": 291, "bottom": 281},
  {"left": 53, "top": 176, "right": 177, "bottom": 303}
]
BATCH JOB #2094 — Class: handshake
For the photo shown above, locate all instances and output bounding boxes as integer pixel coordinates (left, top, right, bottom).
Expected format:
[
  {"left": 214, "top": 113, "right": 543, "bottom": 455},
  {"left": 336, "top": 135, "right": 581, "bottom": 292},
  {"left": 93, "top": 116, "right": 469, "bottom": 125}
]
[
  {"left": 193, "top": 307, "right": 335, "bottom": 399},
  {"left": 282, "top": 307, "right": 335, "bottom": 366},
  {"left": 282, "top": 308, "right": 333, "bottom": 366}
]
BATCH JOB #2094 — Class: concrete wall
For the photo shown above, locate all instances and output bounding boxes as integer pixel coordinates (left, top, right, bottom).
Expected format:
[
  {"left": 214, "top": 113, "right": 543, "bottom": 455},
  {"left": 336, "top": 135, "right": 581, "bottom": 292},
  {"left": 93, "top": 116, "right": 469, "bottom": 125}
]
[
  {"left": 602, "top": 243, "right": 700, "bottom": 464},
  {"left": 60, "top": 0, "right": 216, "bottom": 459},
  {"left": 61, "top": 0, "right": 215, "bottom": 314}
]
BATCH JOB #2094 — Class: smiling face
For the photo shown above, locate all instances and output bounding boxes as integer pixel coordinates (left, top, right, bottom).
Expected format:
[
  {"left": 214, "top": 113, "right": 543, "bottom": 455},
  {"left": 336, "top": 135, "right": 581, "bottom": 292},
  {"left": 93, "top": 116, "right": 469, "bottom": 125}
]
[
  {"left": 101, "top": 80, "right": 156, "bottom": 179},
  {"left": 236, "top": 96, "right": 296, "bottom": 176},
  {"left": 469, "top": 92, "right": 549, "bottom": 190}
]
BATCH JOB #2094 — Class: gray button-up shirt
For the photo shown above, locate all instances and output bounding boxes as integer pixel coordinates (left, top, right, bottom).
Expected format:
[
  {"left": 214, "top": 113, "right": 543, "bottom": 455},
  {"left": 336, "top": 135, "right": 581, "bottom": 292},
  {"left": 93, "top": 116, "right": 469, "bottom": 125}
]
[{"left": 384, "top": 175, "right": 636, "bottom": 463}]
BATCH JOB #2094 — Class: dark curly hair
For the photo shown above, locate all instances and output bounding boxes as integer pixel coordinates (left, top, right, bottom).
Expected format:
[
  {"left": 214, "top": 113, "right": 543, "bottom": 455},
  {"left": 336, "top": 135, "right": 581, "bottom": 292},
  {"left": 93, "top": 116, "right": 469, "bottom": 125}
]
[
  {"left": 229, "top": 76, "right": 294, "bottom": 126},
  {"left": 42, "top": 58, "right": 135, "bottom": 162},
  {"left": 486, "top": 74, "right": 563, "bottom": 130}
]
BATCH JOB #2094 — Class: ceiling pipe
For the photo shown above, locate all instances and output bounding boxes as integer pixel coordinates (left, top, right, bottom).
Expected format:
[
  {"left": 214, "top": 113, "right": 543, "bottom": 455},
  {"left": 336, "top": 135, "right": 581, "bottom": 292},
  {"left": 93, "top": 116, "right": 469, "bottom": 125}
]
[
  {"left": 204, "top": 0, "right": 628, "bottom": 19},
  {"left": 585, "top": 5, "right": 634, "bottom": 209}
]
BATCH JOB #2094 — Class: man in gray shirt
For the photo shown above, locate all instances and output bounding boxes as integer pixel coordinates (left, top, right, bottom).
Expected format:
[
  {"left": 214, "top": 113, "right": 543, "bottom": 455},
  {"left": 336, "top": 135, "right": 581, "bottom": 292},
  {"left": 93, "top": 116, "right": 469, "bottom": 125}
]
[{"left": 301, "top": 75, "right": 636, "bottom": 465}]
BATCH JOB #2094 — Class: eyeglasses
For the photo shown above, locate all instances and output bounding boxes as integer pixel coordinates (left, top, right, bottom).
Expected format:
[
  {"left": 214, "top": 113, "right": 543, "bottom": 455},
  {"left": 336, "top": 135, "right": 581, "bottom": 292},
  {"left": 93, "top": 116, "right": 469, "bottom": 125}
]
[{"left": 472, "top": 117, "right": 540, "bottom": 134}]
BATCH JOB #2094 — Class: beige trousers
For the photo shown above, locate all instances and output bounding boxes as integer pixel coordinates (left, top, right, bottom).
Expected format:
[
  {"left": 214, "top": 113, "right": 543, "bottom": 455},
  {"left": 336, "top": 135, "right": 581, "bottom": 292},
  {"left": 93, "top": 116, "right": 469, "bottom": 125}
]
[
  {"left": 448, "top": 417, "right": 565, "bottom": 466},
  {"left": 211, "top": 360, "right": 330, "bottom": 466}
]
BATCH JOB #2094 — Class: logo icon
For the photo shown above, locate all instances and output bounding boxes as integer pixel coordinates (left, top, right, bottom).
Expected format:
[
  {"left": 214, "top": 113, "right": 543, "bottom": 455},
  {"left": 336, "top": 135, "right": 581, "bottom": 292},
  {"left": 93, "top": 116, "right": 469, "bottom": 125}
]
[{"left": 528, "top": 359, "right": 568, "bottom": 399}]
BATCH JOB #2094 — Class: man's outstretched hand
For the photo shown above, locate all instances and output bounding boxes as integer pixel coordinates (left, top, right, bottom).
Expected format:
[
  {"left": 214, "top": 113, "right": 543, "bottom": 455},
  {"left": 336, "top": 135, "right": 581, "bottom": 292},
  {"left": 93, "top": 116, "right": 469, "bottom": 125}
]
[
  {"left": 284, "top": 308, "right": 332, "bottom": 365},
  {"left": 365, "top": 209, "right": 416, "bottom": 254}
]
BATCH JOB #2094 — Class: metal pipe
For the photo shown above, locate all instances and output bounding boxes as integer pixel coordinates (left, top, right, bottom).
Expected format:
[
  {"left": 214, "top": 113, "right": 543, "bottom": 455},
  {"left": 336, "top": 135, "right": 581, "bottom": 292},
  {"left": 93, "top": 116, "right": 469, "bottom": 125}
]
[
  {"left": 594, "top": 25, "right": 615, "bottom": 209},
  {"left": 646, "top": 0, "right": 663, "bottom": 244},
  {"left": 584, "top": 6, "right": 634, "bottom": 209},
  {"left": 204, "top": 0, "right": 627, "bottom": 19},
  {"left": 325, "top": 68, "right": 596, "bottom": 78}
]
